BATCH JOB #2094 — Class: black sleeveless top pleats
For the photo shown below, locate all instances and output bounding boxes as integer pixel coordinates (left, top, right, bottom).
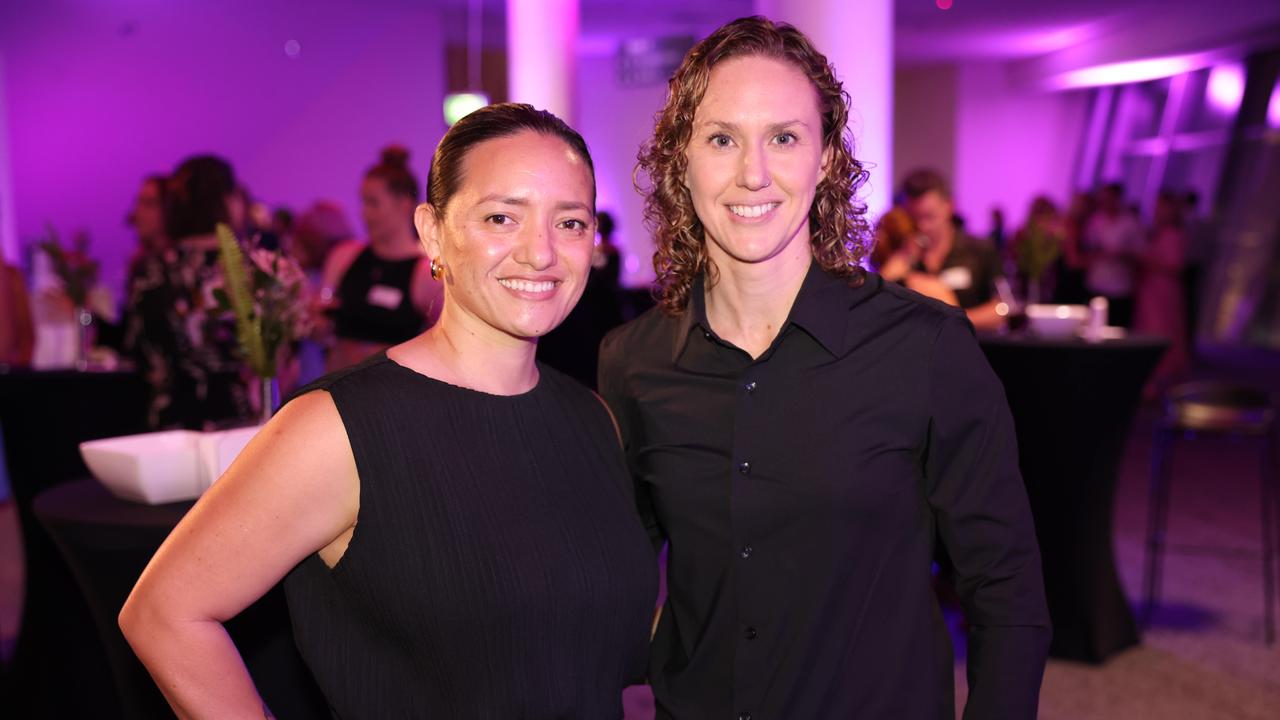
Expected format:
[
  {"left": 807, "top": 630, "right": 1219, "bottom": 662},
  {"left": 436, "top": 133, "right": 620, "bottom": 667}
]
[
  {"left": 283, "top": 354, "right": 657, "bottom": 719},
  {"left": 332, "top": 247, "right": 426, "bottom": 344}
]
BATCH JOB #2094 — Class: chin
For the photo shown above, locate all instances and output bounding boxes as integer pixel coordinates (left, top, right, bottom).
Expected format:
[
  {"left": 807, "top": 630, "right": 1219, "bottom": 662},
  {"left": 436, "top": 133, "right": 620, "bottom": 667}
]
[
  {"left": 719, "top": 223, "right": 812, "bottom": 264},
  {"left": 508, "top": 314, "right": 567, "bottom": 340},
  {"left": 715, "top": 239, "right": 791, "bottom": 265}
]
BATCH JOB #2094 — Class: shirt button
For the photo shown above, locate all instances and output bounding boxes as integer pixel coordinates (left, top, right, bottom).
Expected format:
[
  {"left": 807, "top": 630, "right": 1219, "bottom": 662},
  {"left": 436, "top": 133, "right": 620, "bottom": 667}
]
[
  {"left": 744, "top": 380, "right": 757, "bottom": 393},
  {"left": 740, "top": 545, "right": 753, "bottom": 559},
  {"left": 744, "top": 626, "right": 758, "bottom": 640},
  {"left": 703, "top": 330, "right": 712, "bottom": 339},
  {"left": 738, "top": 461, "right": 750, "bottom": 475}
]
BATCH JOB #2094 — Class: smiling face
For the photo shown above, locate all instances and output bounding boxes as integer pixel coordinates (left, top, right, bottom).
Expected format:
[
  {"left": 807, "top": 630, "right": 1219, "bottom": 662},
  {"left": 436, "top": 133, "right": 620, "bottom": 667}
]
[
  {"left": 418, "top": 130, "right": 596, "bottom": 344},
  {"left": 684, "top": 54, "right": 830, "bottom": 270}
]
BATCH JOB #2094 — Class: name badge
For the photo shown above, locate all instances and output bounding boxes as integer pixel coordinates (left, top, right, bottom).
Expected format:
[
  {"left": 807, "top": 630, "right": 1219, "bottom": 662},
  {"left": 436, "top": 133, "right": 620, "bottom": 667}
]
[
  {"left": 366, "top": 284, "right": 404, "bottom": 310},
  {"left": 939, "top": 266, "right": 973, "bottom": 290}
]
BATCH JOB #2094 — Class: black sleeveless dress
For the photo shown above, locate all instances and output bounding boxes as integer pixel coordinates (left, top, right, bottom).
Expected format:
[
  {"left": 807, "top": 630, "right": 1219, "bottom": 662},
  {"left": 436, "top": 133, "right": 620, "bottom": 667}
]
[
  {"left": 283, "top": 353, "right": 657, "bottom": 719},
  {"left": 332, "top": 247, "right": 426, "bottom": 344}
]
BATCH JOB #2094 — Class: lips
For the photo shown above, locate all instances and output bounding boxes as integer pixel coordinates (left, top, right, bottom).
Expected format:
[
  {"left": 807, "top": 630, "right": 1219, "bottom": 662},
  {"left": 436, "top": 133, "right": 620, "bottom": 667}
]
[{"left": 728, "top": 202, "right": 780, "bottom": 219}]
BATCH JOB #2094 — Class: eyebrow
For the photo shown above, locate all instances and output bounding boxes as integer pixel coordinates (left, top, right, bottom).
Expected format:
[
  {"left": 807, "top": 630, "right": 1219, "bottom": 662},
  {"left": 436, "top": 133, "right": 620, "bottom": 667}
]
[
  {"left": 554, "top": 201, "right": 594, "bottom": 214},
  {"left": 477, "top": 194, "right": 528, "bottom": 206},
  {"left": 476, "top": 194, "right": 592, "bottom": 214},
  {"left": 699, "top": 119, "right": 810, "bottom": 133}
]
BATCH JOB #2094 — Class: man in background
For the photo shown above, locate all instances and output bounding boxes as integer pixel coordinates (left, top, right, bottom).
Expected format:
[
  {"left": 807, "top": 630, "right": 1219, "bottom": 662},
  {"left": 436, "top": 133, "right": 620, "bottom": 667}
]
[{"left": 902, "top": 168, "right": 1006, "bottom": 331}]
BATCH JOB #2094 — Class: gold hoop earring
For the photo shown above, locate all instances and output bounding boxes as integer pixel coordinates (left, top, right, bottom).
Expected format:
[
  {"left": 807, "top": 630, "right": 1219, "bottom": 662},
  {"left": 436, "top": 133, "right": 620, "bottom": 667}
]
[{"left": 430, "top": 257, "right": 445, "bottom": 281}]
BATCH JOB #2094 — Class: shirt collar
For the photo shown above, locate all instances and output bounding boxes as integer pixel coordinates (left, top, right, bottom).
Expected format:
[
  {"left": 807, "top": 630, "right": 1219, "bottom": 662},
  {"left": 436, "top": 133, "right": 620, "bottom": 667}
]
[{"left": 671, "top": 260, "right": 879, "bottom": 363}]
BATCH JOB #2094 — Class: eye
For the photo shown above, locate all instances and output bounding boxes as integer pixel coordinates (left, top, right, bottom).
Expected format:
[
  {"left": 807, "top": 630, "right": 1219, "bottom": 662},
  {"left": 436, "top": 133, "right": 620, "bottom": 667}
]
[
  {"left": 559, "top": 218, "right": 589, "bottom": 232},
  {"left": 775, "top": 132, "right": 798, "bottom": 145},
  {"left": 485, "top": 214, "right": 513, "bottom": 225},
  {"left": 709, "top": 133, "right": 733, "bottom": 149}
]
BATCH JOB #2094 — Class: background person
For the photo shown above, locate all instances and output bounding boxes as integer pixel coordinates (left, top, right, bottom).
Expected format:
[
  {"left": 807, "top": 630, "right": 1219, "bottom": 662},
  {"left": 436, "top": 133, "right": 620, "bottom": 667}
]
[
  {"left": 320, "top": 146, "right": 442, "bottom": 371},
  {"left": 902, "top": 168, "right": 1007, "bottom": 331}
]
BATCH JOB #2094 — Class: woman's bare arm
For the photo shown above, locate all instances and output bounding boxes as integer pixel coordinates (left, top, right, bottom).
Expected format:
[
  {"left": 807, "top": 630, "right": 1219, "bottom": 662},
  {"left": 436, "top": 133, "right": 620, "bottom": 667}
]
[{"left": 119, "top": 390, "right": 358, "bottom": 719}]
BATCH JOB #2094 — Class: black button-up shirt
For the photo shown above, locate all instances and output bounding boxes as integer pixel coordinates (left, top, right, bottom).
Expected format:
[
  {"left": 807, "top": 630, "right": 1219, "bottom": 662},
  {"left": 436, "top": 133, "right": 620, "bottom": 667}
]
[{"left": 599, "top": 263, "right": 1049, "bottom": 719}]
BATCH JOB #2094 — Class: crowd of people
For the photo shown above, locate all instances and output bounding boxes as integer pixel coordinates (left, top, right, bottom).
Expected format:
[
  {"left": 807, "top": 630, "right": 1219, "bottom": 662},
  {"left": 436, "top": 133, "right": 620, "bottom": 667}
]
[
  {"left": 1, "top": 152, "right": 1210, "bottom": 423},
  {"left": 871, "top": 174, "right": 1206, "bottom": 397},
  {"left": 0, "top": 137, "right": 641, "bottom": 429}
]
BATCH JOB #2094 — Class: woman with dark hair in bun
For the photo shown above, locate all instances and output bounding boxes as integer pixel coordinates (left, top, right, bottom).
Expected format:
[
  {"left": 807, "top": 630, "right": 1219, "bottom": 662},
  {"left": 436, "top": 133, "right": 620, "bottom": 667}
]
[
  {"left": 121, "top": 104, "right": 656, "bottom": 719},
  {"left": 321, "top": 145, "right": 442, "bottom": 371}
]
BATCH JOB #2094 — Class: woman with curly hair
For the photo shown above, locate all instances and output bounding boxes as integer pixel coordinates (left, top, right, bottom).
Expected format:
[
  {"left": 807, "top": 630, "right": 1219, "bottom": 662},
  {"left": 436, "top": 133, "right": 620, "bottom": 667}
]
[{"left": 598, "top": 16, "right": 1049, "bottom": 719}]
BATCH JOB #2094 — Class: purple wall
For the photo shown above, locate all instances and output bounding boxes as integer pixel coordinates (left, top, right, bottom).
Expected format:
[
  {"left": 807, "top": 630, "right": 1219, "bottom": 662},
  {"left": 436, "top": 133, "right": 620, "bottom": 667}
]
[
  {"left": 954, "top": 62, "right": 1090, "bottom": 236},
  {"left": 895, "top": 60, "right": 1090, "bottom": 236},
  {"left": 894, "top": 64, "right": 957, "bottom": 198},
  {"left": 0, "top": 0, "right": 446, "bottom": 293}
]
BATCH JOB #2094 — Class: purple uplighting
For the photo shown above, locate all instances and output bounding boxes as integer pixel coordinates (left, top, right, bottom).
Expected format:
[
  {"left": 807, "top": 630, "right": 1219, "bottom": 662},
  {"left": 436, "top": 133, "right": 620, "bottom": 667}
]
[
  {"left": 1206, "top": 63, "right": 1245, "bottom": 114},
  {"left": 1045, "top": 50, "right": 1226, "bottom": 90}
]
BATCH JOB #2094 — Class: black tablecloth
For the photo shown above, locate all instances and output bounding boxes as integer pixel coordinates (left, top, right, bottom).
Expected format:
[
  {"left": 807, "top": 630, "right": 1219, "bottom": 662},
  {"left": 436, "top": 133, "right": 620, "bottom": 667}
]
[
  {"left": 979, "top": 334, "right": 1167, "bottom": 663},
  {"left": 0, "top": 368, "right": 148, "bottom": 718},
  {"left": 32, "top": 480, "right": 328, "bottom": 718}
]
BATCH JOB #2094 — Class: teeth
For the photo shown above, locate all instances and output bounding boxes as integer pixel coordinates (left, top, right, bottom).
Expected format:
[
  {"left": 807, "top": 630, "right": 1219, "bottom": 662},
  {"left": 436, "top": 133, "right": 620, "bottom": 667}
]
[
  {"left": 729, "top": 203, "right": 779, "bottom": 218},
  {"left": 498, "top": 278, "right": 556, "bottom": 293}
]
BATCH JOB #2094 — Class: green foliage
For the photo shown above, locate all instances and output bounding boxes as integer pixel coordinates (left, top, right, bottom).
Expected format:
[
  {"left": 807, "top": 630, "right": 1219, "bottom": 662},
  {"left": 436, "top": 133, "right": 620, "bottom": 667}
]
[
  {"left": 1015, "top": 225, "right": 1062, "bottom": 282},
  {"left": 215, "top": 223, "right": 310, "bottom": 378}
]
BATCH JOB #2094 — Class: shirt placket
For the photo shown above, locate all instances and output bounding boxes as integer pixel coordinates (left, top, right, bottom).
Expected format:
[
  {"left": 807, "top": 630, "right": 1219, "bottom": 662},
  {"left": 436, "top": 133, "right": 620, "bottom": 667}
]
[{"left": 730, "top": 355, "right": 765, "bottom": 720}]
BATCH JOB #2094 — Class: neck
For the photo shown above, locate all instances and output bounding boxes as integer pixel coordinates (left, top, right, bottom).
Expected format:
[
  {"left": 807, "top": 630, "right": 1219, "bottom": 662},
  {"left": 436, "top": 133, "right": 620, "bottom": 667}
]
[
  {"left": 393, "top": 301, "right": 539, "bottom": 395},
  {"left": 703, "top": 240, "right": 811, "bottom": 359}
]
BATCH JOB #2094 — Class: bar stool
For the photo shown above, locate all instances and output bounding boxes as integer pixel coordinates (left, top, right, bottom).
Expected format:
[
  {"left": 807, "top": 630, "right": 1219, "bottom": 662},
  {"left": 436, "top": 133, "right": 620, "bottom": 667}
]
[{"left": 1142, "top": 381, "right": 1279, "bottom": 643}]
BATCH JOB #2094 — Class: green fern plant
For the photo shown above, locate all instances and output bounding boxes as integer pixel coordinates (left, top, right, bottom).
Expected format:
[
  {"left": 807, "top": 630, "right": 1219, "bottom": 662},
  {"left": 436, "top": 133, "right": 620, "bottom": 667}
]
[{"left": 213, "top": 223, "right": 309, "bottom": 378}]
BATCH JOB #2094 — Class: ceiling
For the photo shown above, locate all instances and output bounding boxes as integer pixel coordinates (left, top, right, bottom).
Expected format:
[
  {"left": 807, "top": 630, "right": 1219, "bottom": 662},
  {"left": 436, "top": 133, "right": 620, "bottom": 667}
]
[
  {"left": 439, "top": 0, "right": 1280, "bottom": 66},
  {"left": 6, "top": 1, "right": 1279, "bottom": 71}
]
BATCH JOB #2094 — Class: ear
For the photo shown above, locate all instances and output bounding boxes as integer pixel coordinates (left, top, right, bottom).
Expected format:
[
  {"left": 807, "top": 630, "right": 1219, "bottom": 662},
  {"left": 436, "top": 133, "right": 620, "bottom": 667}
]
[{"left": 414, "top": 203, "right": 442, "bottom": 259}]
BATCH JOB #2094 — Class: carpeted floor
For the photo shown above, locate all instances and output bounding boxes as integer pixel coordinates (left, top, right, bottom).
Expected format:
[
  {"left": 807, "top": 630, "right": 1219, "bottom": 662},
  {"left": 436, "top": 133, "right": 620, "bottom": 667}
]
[{"left": 2, "top": 355, "right": 1277, "bottom": 718}]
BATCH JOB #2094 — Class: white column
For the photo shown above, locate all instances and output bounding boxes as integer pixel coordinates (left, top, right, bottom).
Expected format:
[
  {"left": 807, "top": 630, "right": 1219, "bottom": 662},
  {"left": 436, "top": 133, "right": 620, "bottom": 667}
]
[
  {"left": 0, "top": 55, "right": 18, "bottom": 264},
  {"left": 755, "top": 0, "right": 894, "bottom": 218},
  {"left": 506, "top": 0, "right": 578, "bottom": 124}
]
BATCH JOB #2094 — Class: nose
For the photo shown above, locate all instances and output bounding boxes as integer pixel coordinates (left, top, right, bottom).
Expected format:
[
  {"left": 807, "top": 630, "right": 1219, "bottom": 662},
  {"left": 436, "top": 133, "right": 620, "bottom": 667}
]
[
  {"left": 737, "top": 141, "right": 772, "bottom": 191},
  {"left": 513, "top": 220, "right": 556, "bottom": 270}
]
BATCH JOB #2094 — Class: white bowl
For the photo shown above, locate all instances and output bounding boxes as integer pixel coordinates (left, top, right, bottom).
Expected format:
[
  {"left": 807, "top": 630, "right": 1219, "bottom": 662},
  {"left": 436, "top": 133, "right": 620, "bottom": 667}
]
[
  {"left": 196, "top": 425, "right": 261, "bottom": 492},
  {"left": 80, "top": 430, "right": 204, "bottom": 504},
  {"left": 80, "top": 425, "right": 265, "bottom": 504},
  {"left": 1026, "top": 304, "right": 1088, "bottom": 339}
]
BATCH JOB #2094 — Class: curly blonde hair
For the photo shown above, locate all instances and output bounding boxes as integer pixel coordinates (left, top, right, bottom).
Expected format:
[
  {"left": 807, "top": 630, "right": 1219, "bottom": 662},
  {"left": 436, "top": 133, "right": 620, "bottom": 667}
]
[{"left": 636, "top": 16, "right": 871, "bottom": 315}]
